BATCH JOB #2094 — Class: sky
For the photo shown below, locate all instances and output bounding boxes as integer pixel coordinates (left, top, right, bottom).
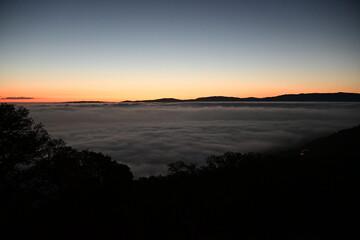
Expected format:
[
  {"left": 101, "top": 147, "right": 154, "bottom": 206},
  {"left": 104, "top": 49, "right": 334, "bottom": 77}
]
[{"left": 1, "top": 0, "right": 360, "bottom": 102}]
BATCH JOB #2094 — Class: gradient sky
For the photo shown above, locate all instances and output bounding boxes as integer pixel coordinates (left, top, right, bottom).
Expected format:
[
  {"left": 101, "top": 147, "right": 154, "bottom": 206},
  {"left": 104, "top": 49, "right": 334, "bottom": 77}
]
[{"left": 1, "top": 0, "right": 360, "bottom": 102}]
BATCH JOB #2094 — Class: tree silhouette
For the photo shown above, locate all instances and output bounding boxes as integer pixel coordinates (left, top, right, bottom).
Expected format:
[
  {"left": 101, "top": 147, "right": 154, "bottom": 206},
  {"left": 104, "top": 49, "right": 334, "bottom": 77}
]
[
  {"left": 167, "top": 160, "right": 198, "bottom": 175},
  {"left": 1, "top": 103, "right": 357, "bottom": 239},
  {"left": 0, "top": 103, "right": 64, "bottom": 172},
  {"left": 1, "top": 104, "right": 134, "bottom": 239}
]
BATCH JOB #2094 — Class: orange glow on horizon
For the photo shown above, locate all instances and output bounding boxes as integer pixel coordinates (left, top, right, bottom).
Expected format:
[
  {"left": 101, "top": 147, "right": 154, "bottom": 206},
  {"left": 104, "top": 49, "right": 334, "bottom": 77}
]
[
  {"left": 1, "top": 88, "right": 360, "bottom": 103},
  {"left": 1, "top": 69, "right": 359, "bottom": 102}
]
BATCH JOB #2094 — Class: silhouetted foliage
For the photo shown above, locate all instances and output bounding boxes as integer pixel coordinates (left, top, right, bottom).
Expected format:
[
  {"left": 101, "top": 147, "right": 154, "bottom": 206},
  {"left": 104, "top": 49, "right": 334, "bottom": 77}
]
[
  {"left": 0, "top": 103, "right": 63, "bottom": 171},
  {"left": 0, "top": 104, "right": 133, "bottom": 239},
  {"left": 1, "top": 103, "right": 358, "bottom": 239},
  {"left": 167, "top": 160, "right": 198, "bottom": 175}
]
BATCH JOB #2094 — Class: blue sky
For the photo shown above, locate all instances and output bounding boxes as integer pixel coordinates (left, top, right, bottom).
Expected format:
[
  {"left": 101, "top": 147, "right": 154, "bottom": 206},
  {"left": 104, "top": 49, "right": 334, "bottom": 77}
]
[{"left": 1, "top": 0, "right": 359, "bottom": 101}]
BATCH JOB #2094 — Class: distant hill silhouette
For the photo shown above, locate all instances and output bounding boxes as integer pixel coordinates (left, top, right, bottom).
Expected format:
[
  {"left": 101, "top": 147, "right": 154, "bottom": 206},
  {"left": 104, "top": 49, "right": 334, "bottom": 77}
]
[
  {"left": 62, "top": 101, "right": 107, "bottom": 103},
  {"left": 123, "top": 92, "right": 360, "bottom": 103},
  {"left": 262, "top": 92, "right": 360, "bottom": 101},
  {"left": 123, "top": 98, "right": 182, "bottom": 103},
  {"left": 299, "top": 125, "right": 360, "bottom": 159}
]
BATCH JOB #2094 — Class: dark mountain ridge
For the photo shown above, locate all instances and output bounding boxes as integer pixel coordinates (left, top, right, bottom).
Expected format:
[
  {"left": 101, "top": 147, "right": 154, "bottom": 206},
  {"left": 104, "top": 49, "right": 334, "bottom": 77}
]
[
  {"left": 123, "top": 92, "right": 360, "bottom": 103},
  {"left": 62, "top": 101, "right": 107, "bottom": 103}
]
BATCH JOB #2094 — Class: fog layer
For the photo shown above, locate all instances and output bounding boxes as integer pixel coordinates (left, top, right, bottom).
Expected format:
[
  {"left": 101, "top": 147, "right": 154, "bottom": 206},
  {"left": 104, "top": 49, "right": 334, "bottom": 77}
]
[{"left": 23, "top": 102, "right": 360, "bottom": 177}]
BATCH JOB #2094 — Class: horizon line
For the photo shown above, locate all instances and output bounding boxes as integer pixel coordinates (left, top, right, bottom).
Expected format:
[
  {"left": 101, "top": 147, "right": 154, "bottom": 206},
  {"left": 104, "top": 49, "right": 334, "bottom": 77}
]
[{"left": 1, "top": 92, "right": 359, "bottom": 103}]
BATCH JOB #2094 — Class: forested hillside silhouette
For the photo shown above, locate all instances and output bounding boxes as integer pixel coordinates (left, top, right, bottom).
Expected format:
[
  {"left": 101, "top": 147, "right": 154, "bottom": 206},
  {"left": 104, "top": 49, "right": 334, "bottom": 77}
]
[
  {"left": 1, "top": 103, "right": 358, "bottom": 239},
  {"left": 123, "top": 92, "right": 360, "bottom": 103}
]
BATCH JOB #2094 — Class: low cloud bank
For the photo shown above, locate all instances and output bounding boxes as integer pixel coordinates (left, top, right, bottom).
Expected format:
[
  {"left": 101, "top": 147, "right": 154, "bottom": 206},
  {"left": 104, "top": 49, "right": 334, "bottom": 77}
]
[
  {"left": 23, "top": 102, "right": 360, "bottom": 177},
  {"left": 2, "top": 97, "right": 34, "bottom": 99}
]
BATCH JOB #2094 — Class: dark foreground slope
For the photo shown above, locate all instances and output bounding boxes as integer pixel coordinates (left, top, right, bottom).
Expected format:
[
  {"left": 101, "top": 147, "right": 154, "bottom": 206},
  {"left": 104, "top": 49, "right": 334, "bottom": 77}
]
[{"left": 1, "top": 103, "right": 358, "bottom": 239}]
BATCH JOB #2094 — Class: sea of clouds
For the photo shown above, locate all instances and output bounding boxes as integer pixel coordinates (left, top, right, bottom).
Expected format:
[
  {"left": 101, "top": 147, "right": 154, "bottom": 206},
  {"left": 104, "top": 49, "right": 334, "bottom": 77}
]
[{"left": 21, "top": 102, "right": 360, "bottom": 177}]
